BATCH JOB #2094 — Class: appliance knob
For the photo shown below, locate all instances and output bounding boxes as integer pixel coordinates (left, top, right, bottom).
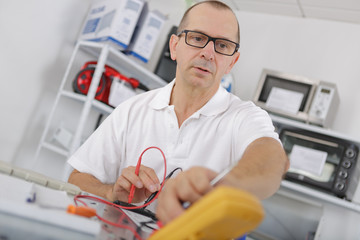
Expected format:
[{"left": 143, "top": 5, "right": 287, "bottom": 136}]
[
  {"left": 345, "top": 148, "right": 356, "bottom": 159},
  {"left": 342, "top": 160, "right": 352, "bottom": 169},
  {"left": 335, "top": 182, "right": 345, "bottom": 191},
  {"left": 338, "top": 171, "right": 348, "bottom": 179}
]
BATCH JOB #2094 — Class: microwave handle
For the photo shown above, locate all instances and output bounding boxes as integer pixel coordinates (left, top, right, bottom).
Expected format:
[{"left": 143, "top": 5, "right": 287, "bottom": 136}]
[{"left": 284, "top": 131, "right": 339, "bottom": 148}]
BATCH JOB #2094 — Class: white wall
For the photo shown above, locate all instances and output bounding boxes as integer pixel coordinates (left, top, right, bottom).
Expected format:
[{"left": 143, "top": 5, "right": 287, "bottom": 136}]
[
  {"left": 232, "top": 11, "right": 360, "bottom": 140},
  {"left": 0, "top": 0, "right": 91, "bottom": 167}
]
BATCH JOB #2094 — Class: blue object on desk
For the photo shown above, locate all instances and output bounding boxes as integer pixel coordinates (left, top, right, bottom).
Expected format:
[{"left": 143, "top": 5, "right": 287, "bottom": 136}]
[
  {"left": 237, "top": 234, "right": 247, "bottom": 240},
  {"left": 26, "top": 184, "right": 36, "bottom": 203}
]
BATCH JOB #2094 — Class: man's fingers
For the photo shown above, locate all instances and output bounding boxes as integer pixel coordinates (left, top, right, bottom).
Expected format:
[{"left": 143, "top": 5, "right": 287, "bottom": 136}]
[
  {"left": 121, "top": 165, "right": 160, "bottom": 193},
  {"left": 188, "top": 168, "right": 214, "bottom": 194},
  {"left": 138, "top": 171, "right": 160, "bottom": 193},
  {"left": 156, "top": 167, "right": 219, "bottom": 224},
  {"left": 175, "top": 172, "right": 202, "bottom": 203},
  {"left": 156, "top": 179, "right": 185, "bottom": 224},
  {"left": 122, "top": 167, "right": 143, "bottom": 188},
  {"left": 139, "top": 166, "right": 161, "bottom": 192},
  {"left": 116, "top": 175, "right": 132, "bottom": 192},
  {"left": 142, "top": 166, "right": 161, "bottom": 184},
  {"left": 177, "top": 167, "right": 215, "bottom": 202}
]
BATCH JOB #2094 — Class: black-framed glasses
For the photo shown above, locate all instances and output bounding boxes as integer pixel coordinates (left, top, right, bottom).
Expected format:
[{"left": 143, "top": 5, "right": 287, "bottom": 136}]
[{"left": 177, "top": 30, "right": 239, "bottom": 56}]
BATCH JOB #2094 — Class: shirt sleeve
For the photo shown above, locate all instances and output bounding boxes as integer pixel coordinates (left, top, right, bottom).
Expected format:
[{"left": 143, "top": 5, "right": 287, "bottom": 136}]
[
  {"left": 67, "top": 106, "right": 126, "bottom": 184},
  {"left": 233, "top": 102, "right": 280, "bottom": 161}
]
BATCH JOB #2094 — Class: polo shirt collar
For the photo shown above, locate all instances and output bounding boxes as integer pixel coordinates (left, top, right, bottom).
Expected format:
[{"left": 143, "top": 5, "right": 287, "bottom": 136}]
[
  {"left": 200, "top": 86, "right": 230, "bottom": 116},
  {"left": 149, "top": 79, "right": 231, "bottom": 117},
  {"left": 149, "top": 80, "right": 175, "bottom": 110}
]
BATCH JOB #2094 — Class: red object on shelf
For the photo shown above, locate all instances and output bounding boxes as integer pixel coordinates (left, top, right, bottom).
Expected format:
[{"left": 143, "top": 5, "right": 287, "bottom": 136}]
[{"left": 72, "top": 61, "right": 142, "bottom": 105}]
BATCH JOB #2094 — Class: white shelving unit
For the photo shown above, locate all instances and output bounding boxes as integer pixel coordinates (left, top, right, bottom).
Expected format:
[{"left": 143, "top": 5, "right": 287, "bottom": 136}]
[{"left": 34, "top": 40, "right": 167, "bottom": 180}]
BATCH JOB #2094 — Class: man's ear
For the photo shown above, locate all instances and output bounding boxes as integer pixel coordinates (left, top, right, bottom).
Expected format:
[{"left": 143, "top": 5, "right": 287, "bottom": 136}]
[
  {"left": 225, "top": 52, "right": 240, "bottom": 74},
  {"left": 169, "top": 34, "right": 179, "bottom": 61}
]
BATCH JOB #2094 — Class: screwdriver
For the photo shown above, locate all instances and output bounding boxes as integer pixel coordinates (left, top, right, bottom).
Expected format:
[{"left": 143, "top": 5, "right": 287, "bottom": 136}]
[
  {"left": 67, "top": 205, "right": 97, "bottom": 218},
  {"left": 209, "top": 161, "right": 238, "bottom": 186}
]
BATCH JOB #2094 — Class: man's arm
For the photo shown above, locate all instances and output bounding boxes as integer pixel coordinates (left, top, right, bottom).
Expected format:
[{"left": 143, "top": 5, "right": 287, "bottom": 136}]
[
  {"left": 222, "top": 137, "right": 289, "bottom": 199},
  {"left": 68, "top": 165, "right": 161, "bottom": 202},
  {"left": 156, "top": 137, "right": 289, "bottom": 224},
  {"left": 68, "top": 169, "right": 115, "bottom": 200}
]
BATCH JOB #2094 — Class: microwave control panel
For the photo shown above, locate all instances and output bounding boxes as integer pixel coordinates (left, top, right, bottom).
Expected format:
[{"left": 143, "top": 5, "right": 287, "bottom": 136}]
[{"left": 308, "top": 83, "right": 339, "bottom": 126}]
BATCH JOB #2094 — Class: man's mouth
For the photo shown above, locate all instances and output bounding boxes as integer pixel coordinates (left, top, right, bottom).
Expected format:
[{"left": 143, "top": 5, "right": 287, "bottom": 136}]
[
  {"left": 195, "top": 66, "right": 211, "bottom": 73},
  {"left": 192, "top": 59, "right": 215, "bottom": 74}
]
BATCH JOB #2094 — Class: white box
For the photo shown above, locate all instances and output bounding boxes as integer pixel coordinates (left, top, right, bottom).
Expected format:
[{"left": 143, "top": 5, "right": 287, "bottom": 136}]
[
  {"left": 108, "top": 77, "right": 136, "bottom": 107},
  {"left": 52, "top": 126, "right": 73, "bottom": 150},
  {"left": 127, "top": 4, "right": 167, "bottom": 63},
  {"left": 79, "top": 0, "right": 145, "bottom": 50}
]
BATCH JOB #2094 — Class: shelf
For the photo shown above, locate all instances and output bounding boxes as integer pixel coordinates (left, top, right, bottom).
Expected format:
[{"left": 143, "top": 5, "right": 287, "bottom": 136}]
[
  {"left": 271, "top": 114, "right": 360, "bottom": 143},
  {"left": 61, "top": 90, "right": 114, "bottom": 115},
  {"left": 61, "top": 91, "right": 86, "bottom": 102},
  {"left": 35, "top": 40, "right": 167, "bottom": 179},
  {"left": 92, "top": 99, "right": 115, "bottom": 115},
  {"left": 280, "top": 180, "right": 360, "bottom": 213},
  {"left": 77, "top": 40, "right": 167, "bottom": 90},
  {"left": 42, "top": 142, "right": 69, "bottom": 157}
]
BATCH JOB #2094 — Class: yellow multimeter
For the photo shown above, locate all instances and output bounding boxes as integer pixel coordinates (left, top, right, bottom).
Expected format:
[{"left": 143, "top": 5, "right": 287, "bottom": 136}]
[{"left": 149, "top": 186, "right": 264, "bottom": 240}]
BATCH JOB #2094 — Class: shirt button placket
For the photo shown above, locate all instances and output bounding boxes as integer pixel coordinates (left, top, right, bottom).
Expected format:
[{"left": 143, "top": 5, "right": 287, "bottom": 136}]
[{"left": 167, "top": 107, "right": 178, "bottom": 152}]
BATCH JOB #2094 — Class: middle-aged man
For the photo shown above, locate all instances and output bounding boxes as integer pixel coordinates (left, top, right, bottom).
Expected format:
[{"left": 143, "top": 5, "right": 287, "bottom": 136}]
[{"left": 68, "top": 0, "right": 289, "bottom": 225}]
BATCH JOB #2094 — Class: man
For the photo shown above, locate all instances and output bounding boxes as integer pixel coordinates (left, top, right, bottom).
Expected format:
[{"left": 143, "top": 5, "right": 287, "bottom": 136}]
[{"left": 68, "top": 0, "right": 289, "bottom": 225}]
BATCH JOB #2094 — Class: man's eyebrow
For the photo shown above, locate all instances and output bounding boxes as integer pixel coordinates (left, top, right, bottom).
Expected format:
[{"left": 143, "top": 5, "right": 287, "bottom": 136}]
[{"left": 190, "top": 29, "right": 235, "bottom": 41}]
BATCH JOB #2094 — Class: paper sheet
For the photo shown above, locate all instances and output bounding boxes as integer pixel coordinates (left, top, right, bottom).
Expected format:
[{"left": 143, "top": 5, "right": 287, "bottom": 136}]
[
  {"left": 266, "top": 87, "right": 304, "bottom": 114},
  {"left": 290, "top": 145, "right": 328, "bottom": 176}
]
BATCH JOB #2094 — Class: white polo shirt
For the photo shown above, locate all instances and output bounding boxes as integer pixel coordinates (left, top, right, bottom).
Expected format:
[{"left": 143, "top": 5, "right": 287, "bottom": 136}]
[{"left": 68, "top": 80, "right": 279, "bottom": 184}]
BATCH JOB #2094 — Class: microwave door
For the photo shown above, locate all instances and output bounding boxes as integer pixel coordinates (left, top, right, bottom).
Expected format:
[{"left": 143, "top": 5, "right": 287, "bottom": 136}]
[{"left": 281, "top": 130, "right": 345, "bottom": 196}]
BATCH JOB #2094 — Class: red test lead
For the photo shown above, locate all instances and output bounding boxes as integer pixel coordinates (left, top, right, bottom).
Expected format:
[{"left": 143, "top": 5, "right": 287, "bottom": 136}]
[
  {"left": 128, "top": 146, "right": 166, "bottom": 204},
  {"left": 128, "top": 184, "right": 136, "bottom": 203}
]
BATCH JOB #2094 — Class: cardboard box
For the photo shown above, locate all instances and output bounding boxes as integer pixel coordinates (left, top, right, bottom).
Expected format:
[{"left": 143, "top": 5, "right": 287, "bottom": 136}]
[
  {"left": 127, "top": 3, "right": 167, "bottom": 63},
  {"left": 79, "top": 0, "right": 145, "bottom": 50}
]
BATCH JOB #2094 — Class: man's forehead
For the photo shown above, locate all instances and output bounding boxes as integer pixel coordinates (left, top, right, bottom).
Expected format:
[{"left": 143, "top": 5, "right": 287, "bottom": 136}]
[{"left": 184, "top": 5, "right": 238, "bottom": 40}]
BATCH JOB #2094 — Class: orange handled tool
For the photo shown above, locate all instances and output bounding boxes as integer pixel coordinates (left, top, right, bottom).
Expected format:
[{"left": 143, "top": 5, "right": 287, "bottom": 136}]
[{"left": 67, "top": 205, "right": 97, "bottom": 218}]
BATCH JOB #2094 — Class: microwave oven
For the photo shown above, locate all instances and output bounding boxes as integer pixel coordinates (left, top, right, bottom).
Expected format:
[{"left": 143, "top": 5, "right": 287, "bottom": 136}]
[
  {"left": 253, "top": 69, "right": 339, "bottom": 128},
  {"left": 272, "top": 116, "right": 360, "bottom": 200}
]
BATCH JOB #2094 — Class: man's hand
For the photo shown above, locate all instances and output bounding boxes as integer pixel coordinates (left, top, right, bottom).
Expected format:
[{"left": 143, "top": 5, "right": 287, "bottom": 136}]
[
  {"left": 110, "top": 165, "right": 161, "bottom": 203},
  {"left": 156, "top": 166, "right": 217, "bottom": 224}
]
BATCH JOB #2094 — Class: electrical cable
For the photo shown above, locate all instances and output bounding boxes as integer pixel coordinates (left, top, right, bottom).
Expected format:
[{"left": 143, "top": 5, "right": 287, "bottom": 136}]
[
  {"left": 113, "top": 167, "right": 183, "bottom": 221},
  {"left": 72, "top": 146, "right": 168, "bottom": 240},
  {"left": 128, "top": 146, "right": 167, "bottom": 204},
  {"left": 73, "top": 195, "right": 143, "bottom": 240},
  {"left": 142, "top": 167, "right": 183, "bottom": 208},
  {"left": 94, "top": 114, "right": 103, "bottom": 131},
  {"left": 113, "top": 200, "right": 158, "bottom": 221},
  {"left": 140, "top": 220, "right": 158, "bottom": 231}
]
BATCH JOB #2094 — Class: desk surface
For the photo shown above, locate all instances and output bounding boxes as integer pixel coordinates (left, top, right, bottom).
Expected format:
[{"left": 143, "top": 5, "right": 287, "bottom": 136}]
[
  {"left": 0, "top": 172, "right": 154, "bottom": 240},
  {"left": 0, "top": 173, "right": 101, "bottom": 240}
]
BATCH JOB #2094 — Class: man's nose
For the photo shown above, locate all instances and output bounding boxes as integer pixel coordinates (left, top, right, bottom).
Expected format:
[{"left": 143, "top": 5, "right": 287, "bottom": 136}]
[{"left": 200, "top": 40, "right": 215, "bottom": 61}]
